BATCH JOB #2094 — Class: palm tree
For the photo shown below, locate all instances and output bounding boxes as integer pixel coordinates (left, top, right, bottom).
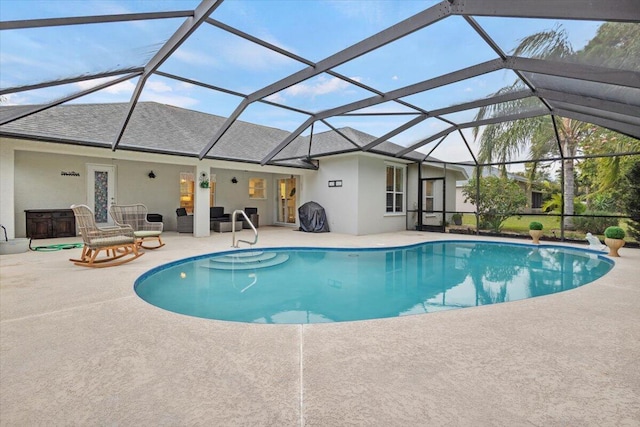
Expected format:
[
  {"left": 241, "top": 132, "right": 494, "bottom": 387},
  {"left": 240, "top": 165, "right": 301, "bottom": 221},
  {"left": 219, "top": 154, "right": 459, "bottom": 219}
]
[{"left": 472, "top": 26, "right": 592, "bottom": 228}]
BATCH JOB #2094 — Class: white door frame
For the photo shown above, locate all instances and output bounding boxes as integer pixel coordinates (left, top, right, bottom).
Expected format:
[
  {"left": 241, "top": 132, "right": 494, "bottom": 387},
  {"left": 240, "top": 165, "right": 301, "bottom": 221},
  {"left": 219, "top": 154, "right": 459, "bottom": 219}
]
[
  {"left": 86, "top": 163, "right": 116, "bottom": 226},
  {"left": 275, "top": 175, "right": 297, "bottom": 226}
]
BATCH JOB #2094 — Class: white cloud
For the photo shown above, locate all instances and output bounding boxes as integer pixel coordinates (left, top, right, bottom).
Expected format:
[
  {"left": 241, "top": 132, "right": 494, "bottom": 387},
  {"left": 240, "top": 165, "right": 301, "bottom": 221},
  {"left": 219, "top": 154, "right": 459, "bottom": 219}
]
[
  {"left": 172, "top": 49, "right": 218, "bottom": 66},
  {"left": 327, "top": 0, "right": 384, "bottom": 24},
  {"left": 219, "top": 39, "right": 291, "bottom": 70},
  {"left": 392, "top": 75, "right": 399, "bottom": 81},
  {"left": 0, "top": 93, "right": 25, "bottom": 106},
  {"left": 139, "top": 92, "right": 199, "bottom": 109},
  {"left": 1, "top": 52, "right": 46, "bottom": 68},
  {"left": 75, "top": 78, "right": 136, "bottom": 94},
  {"left": 265, "top": 92, "right": 285, "bottom": 104},
  {"left": 146, "top": 80, "right": 172, "bottom": 93},
  {"left": 284, "top": 76, "right": 351, "bottom": 98},
  {"left": 177, "top": 82, "right": 195, "bottom": 91}
]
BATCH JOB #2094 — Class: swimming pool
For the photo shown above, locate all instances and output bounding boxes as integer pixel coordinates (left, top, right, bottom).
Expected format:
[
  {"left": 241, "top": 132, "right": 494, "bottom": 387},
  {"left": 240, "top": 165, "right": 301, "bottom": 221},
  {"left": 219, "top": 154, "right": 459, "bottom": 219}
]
[{"left": 134, "top": 241, "right": 613, "bottom": 324}]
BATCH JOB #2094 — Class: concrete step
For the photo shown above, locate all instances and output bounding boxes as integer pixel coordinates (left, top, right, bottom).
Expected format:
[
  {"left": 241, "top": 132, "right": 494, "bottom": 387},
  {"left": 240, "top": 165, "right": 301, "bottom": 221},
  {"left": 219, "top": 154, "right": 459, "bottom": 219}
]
[{"left": 201, "top": 252, "right": 289, "bottom": 270}]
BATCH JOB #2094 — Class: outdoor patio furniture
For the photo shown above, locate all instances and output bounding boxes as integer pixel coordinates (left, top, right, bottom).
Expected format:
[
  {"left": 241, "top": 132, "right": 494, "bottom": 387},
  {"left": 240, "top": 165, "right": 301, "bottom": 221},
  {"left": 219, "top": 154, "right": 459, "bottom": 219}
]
[
  {"left": 176, "top": 208, "right": 193, "bottom": 233},
  {"left": 242, "top": 207, "right": 259, "bottom": 229},
  {"left": 109, "top": 204, "right": 165, "bottom": 249},
  {"left": 212, "top": 220, "right": 243, "bottom": 233},
  {"left": 209, "top": 206, "right": 231, "bottom": 229},
  {"left": 69, "top": 204, "right": 143, "bottom": 268}
]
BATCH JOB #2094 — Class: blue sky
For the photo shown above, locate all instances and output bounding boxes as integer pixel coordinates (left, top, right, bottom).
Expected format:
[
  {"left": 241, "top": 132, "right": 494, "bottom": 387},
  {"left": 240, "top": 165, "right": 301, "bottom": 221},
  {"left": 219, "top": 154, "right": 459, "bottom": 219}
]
[{"left": 1, "top": 0, "right": 604, "bottom": 164}]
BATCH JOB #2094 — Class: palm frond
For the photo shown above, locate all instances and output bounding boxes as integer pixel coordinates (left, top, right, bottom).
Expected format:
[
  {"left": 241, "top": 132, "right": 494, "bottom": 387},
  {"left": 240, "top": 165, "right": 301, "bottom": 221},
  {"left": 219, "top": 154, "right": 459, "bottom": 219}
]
[{"left": 512, "top": 24, "right": 573, "bottom": 59}]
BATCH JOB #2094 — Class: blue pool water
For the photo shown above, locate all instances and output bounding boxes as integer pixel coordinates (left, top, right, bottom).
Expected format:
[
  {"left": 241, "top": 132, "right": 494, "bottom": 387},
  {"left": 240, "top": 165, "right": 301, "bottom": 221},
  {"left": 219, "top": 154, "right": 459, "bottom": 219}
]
[{"left": 134, "top": 241, "right": 613, "bottom": 324}]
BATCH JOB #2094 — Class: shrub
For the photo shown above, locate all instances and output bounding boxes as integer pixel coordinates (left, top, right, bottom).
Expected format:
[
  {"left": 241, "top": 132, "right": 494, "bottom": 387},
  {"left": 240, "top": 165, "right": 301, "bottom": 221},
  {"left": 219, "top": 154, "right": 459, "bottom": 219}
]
[
  {"left": 572, "top": 211, "right": 619, "bottom": 234},
  {"left": 462, "top": 176, "right": 527, "bottom": 233},
  {"left": 529, "top": 221, "right": 543, "bottom": 230},
  {"left": 604, "top": 226, "right": 625, "bottom": 239}
]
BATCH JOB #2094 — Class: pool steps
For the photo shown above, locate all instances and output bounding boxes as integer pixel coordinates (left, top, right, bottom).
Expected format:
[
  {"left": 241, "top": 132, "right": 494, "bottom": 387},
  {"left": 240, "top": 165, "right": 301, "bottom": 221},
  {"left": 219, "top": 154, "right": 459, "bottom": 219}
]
[{"left": 202, "top": 251, "right": 289, "bottom": 270}]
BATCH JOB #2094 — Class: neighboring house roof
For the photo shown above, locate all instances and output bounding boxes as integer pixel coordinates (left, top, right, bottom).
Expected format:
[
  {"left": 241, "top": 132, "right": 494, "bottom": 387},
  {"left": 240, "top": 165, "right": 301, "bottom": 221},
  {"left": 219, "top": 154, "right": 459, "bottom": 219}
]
[
  {"left": 0, "top": 102, "right": 466, "bottom": 176},
  {"left": 456, "top": 162, "right": 530, "bottom": 186}
]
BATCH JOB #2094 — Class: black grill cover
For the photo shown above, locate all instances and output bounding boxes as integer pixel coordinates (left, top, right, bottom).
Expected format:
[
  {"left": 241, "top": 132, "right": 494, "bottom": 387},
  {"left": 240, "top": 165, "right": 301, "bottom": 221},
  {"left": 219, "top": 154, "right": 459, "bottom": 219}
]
[{"left": 298, "top": 201, "right": 330, "bottom": 233}]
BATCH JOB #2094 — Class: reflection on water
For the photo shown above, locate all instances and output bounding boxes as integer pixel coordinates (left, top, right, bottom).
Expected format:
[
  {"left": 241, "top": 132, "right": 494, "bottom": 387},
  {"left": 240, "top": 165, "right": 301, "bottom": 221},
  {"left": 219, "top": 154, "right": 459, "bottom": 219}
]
[{"left": 135, "top": 242, "right": 613, "bottom": 324}]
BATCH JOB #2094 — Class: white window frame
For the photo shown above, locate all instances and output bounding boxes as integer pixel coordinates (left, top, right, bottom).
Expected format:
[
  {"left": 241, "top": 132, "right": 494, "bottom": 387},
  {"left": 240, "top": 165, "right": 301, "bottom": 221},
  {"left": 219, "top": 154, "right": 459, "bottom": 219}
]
[
  {"left": 385, "top": 163, "right": 406, "bottom": 215},
  {"left": 179, "top": 172, "right": 195, "bottom": 214},
  {"left": 249, "top": 177, "right": 267, "bottom": 200}
]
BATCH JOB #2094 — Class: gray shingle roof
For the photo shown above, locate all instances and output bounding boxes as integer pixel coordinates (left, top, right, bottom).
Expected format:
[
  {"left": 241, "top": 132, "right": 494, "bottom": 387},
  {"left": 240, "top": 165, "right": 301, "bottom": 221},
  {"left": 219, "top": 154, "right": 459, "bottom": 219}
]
[{"left": 0, "top": 101, "right": 444, "bottom": 169}]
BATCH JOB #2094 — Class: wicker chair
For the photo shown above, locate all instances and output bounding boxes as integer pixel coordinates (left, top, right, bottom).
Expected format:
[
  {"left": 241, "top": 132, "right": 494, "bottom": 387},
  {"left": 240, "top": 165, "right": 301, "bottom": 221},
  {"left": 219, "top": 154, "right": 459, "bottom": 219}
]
[
  {"left": 109, "top": 204, "right": 164, "bottom": 249},
  {"left": 70, "top": 204, "right": 143, "bottom": 267}
]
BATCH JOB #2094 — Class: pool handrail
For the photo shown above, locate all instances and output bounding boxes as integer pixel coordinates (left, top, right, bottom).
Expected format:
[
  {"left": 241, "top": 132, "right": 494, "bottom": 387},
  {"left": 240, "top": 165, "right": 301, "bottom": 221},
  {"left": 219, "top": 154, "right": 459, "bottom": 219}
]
[{"left": 232, "top": 210, "right": 258, "bottom": 248}]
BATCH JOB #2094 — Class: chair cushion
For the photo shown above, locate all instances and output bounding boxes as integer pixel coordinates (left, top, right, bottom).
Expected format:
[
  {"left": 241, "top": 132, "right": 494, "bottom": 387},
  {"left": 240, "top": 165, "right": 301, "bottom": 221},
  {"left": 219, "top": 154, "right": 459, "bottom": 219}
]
[
  {"left": 134, "top": 230, "right": 161, "bottom": 238},
  {"left": 90, "top": 235, "right": 135, "bottom": 247},
  {"left": 210, "top": 206, "right": 225, "bottom": 219}
]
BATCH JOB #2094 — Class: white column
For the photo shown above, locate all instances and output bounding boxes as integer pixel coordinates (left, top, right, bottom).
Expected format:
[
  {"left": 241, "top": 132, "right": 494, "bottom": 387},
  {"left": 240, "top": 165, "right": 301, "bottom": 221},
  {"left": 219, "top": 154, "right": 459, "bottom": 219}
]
[
  {"left": 0, "top": 141, "right": 16, "bottom": 239},
  {"left": 193, "top": 165, "right": 211, "bottom": 238}
]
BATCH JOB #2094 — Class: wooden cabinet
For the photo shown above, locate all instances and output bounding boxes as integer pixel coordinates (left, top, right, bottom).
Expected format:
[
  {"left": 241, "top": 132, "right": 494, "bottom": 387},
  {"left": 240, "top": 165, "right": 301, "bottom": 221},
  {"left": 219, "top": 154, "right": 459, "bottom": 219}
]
[{"left": 25, "top": 209, "right": 76, "bottom": 239}]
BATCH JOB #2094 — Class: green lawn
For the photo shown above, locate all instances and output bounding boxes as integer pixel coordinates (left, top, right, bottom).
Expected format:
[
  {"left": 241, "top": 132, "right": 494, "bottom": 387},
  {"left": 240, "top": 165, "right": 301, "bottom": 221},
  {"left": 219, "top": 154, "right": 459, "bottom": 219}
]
[
  {"left": 461, "top": 214, "right": 560, "bottom": 232},
  {"left": 460, "top": 214, "right": 635, "bottom": 242}
]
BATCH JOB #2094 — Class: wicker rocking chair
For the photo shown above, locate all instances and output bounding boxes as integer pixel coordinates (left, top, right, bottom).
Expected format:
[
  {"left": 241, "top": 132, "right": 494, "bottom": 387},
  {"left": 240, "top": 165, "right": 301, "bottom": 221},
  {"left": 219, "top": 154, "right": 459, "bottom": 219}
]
[
  {"left": 70, "top": 204, "right": 143, "bottom": 267},
  {"left": 109, "top": 204, "right": 164, "bottom": 249}
]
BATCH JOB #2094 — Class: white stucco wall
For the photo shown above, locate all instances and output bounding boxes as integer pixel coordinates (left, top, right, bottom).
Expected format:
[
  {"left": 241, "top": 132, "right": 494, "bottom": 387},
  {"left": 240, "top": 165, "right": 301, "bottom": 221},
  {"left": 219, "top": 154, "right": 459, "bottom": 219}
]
[
  {"left": 301, "top": 154, "right": 411, "bottom": 235},
  {"left": 4, "top": 136, "right": 466, "bottom": 238},
  {"left": 3, "top": 138, "right": 300, "bottom": 237},
  {"left": 455, "top": 186, "right": 475, "bottom": 214},
  {"left": 356, "top": 156, "right": 406, "bottom": 235},
  {"left": 209, "top": 169, "right": 274, "bottom": 226},
  {"left": 0, "top": 143, "right": 16, "bottom": 238},
  {"left": 302, "top": 155, "right": 359, "bottom": 234}
]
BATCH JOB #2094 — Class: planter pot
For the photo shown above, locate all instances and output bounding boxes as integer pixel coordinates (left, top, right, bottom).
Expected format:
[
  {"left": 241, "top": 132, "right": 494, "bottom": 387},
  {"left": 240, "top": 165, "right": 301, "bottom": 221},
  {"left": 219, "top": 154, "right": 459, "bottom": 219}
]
[
  {"left": 529, "top": 229, "right": 543, "bottom": 244},
  {"left": 0, "top": 238, "right": 31, "bottom": 255},
  {"left": 604, "top": 238, "right": 625, "bottom": 257}
]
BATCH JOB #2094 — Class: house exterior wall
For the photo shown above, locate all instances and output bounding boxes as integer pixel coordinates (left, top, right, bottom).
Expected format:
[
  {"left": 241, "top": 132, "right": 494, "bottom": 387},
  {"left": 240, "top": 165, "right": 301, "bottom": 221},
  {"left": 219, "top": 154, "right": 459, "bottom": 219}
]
[
  {"left": 455, "top": 186, "right": 475, "bottom": 214},
  {"left": 302, "top": 155, "right": 359, "bottom": 234},
  {"left": 2, "top": 138, "right": 296, "bottom": 237},
  {"left": 13, "top": 150, "right": 203, "bottom": 235},
  {"left": 209, "top": 169, "right": 274, "bottom": 226},
  {"left": 2, "top": 137, "right": 464, "bottom": 238},
  {"left": 356, "top": 156, "right": 406, "bottom": 235},
  {"left": 300, "top": 154, "right": 414, "bottom": 235},
  {"left": 1, "top": 142, "right": 16, "bottom": 238}
]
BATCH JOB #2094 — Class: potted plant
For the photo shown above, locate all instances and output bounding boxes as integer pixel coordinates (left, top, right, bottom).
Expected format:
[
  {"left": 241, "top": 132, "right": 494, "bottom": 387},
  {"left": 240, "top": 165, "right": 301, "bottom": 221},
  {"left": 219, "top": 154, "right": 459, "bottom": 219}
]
[
  {"left": 604, "top": 226, "right": 625, "bottom": 257},
  {"left": 452, "top": 213, "right": 462, "bottom": 226},
  {"left": 529, "top": 221, "right": 544, "bottom": 244}
]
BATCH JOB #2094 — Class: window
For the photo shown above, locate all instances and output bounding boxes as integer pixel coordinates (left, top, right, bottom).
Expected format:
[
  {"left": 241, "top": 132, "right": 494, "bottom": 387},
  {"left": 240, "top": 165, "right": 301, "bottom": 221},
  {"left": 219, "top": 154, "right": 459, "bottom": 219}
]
[
  {"left": 532, "top": 191, "right": 543, "bottom": 209},
  {"left": 179, "top": 172, "right": 195, "bottom": 213},
  {"left": 249, "top": 178, "right": 266, "bottom": 199},
  {"left": 424, "top": 181, "right": 434, "bottom": 212},
  {"left": 386, "top": 164, "right": 405, "bottom": 213}
]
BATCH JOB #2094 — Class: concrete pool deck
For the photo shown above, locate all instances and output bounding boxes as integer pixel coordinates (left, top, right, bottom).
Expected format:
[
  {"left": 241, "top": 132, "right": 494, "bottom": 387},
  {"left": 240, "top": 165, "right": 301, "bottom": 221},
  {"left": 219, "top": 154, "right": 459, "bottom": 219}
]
[{"left": 1, "top": 227, "right": 639, "bottom": 426}]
